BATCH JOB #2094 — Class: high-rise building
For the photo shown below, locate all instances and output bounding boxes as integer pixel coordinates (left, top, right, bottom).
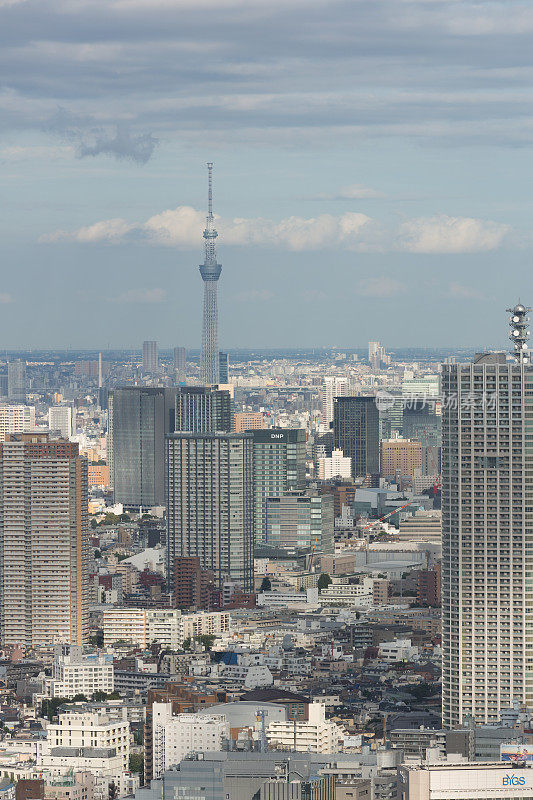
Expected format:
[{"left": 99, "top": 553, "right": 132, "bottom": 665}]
[
  {"left": 199, "top": 163, "right": 222, "bottom": 385},
  {"left": 7, "top": 359, "right": 26, "bottom": 402},
  {"left": 173, "top": 557, "right": 218, "bottom": 610},
  {"left": 333, "top": 396, "right": 379, "bottom": 479},
  {"left": 317, "top": 448, "right": 351, "bottom": 480},
  {"left": 0, "top": 404, "right": 35, "bottom": 442},
  {"left": 173, "top": 347, "right": 186, "bottom": 374},
  {"left": 266, "top": 490, "right": 334, "bottom": 554},
  {"left": 218, "top": 352, "right": 229, "bottom": 384},
  {"left": 109, "top": 387, "right": 177, "bottom": 508},
  {"left": 442, "top": 304, "right": 533, "bottom": 727},
  {"left": 320, "top": 377, "right": 351, "bottom": 426},
  {"left": 175, "top": 386, "right": 232, "bottom": 433},
  {"left": 48, "top": 406, "right": 76, "bottom": 439},
  {"left": 234, "top": 411, "right": 265, "bottom": 432},
  {"left": 250, "top": 429, "right": 306, "bottom": 545},
  {"left": 381, "top": 439, "right": 423, "bottom": 477},
  {"left": 143, "top": 340, "right": 158, "bottom": 372},
  {"left": 166, "top": 432, "right": 254, "bottom": 591},
  {"left": 0, "top": 432, "right": 89, "bottom": 648}
]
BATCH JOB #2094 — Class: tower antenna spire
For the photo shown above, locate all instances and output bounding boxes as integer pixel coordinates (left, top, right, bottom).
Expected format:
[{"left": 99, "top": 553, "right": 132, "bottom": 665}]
[
  {"left": 507, "top": 301, "right": 531, "bottom": 364},
  {"left": 199, "top": 162, "right": 222, "bottom": 384}
]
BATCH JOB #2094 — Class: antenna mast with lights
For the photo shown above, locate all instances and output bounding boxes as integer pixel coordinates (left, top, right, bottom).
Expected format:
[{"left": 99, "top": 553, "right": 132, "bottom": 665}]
[{"left": 507, "top": 302, "right": 531, "bottom": 364}]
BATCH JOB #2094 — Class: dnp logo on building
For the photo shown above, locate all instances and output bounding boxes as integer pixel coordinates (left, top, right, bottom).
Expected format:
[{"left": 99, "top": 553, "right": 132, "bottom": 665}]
[{"left": 502, "top": 773, "right": 526, "bottom": 786}]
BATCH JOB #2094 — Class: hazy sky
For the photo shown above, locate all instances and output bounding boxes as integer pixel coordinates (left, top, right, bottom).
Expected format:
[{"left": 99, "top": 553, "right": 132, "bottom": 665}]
[{"left": 1, "top": 0, "right": 533, "bottom": 350}]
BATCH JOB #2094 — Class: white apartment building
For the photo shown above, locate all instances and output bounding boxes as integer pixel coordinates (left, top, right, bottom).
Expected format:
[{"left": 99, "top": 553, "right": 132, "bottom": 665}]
[
  {"left": 319, "top": 579, "right": 374, "bottom": 607},
  {"left": 102, "top": 608, "right": 230, "bottom": 649},
  {"left": 320, "top": 377, "right": 351, "bottom": 426},
  {"left": 267, "top": 703, "right": 344, "bottom": 754},
  {"left": 152, "top": 702, "right": 228, "bottom": 778},
  {"left": 43, "top": 645, "right": 114, "bottom": 699},
  {"left": 379, "top": 638, "right": 419, "bottom": 663},
  {"left": 48, "top": 406, "right": 76, "bottom": 439},
  {"left": 318, "top": 448, "right": 352, "bottom": 480},
  {"left": 257, "top": 588, "right": 320, "bottom": 610},
  {"left": 0, "top": 404, "right": 35, "bottom": 442},
  {"left": 47, "top": 707, "right": 130, "bottom": 771}
]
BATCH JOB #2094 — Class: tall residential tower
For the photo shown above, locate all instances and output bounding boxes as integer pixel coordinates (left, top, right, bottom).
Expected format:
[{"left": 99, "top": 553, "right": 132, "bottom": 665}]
[
  {"left": 442, "top": 304, "right": 533, "bottom": 727},
  {"left": 199, "top": 163, "right": 222, "bottom": 385}
]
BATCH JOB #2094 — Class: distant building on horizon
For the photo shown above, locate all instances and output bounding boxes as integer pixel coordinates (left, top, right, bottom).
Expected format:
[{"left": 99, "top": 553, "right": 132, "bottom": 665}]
[
  {"left": 48, "top": 405, "right": 76, "bottom": 439},
  {"left": 143, "top": 340, "right": 158, "bottom": 373},
  {"left": 7, "top": 359, "right": 26, "bottom": 402}
]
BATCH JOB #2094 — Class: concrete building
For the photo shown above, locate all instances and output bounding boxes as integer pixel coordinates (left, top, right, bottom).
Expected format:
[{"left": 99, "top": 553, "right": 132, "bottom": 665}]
[
  {"left": 381, "top": 439, "right": 423, "bottom": 477},
  {"left": 88, "top": 464, "right": 110, "bottom": 488},
  {"left": 152, "top": 703, "right": 228, "bottom": 778},
  {"left": 48, "top": 407, "right": 76, "bottom": 439},
  {"left": 102, "top": 608, "right": 230, "bottom": 649},
  {"left": 266, "top": 703, "right": 344, "bottom": 754},
  {"left": 318, "top": 448, "right": 352, "bottom": 480},
  {"left": 333, "top": 397, "right": 379, "bottom": 479},
  {"left": 47, "top": 707, "right": 129, "bottom": 771},
  {"left": 166, "top": 432, "right": 254, "bottom": 592},
  {"left": 42, "top": 645, "right": 114, "bottom": 699},
  {"left": 321, "top": 377, "right": 351, "bottom": 426},
  {"left": 175, "top": 386, "right": 232, "bottom": 433},
  {"left": 397, "top": 511, "right": 441, "bottom": 543},
  {"left": 265, "top": 491, "right": 334, "bottom": 554},
  {"left": 399, "top": 762, "right": 533, "bottom": 800},
  {"left": 109, "top": 387, "right": 177, "bottom": 508},
  {"left": 441, "top": 342, "right": 533, "bottom": 727},
  {"left": 234, "top": 412, "right": 265, "bottom": 433},
  {"left": 251, "top": 429, "right": 306, "bottom": 545},
  {"left": 0, "top": 433, "right": 89, "bottom": 648},
  {"left": 142, "top": 341, "right": 158, "bottom": 372},
  {"left": 0, "top": 405, "right": 35, "bottom": 442},
  {"left": 173, "top": 557, "right": 217, "bottom": 610}
]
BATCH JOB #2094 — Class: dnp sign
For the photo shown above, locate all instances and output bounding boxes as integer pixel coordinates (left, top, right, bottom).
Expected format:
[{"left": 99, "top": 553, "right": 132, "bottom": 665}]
[{"left": 502, "top": 773, "right": 526, "bottom": 786}]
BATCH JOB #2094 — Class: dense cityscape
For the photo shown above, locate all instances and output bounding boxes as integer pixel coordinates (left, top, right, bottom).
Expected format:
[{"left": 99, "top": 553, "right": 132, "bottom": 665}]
[{"left": 2, "top": 1, "right": 533, "bottom": 799}]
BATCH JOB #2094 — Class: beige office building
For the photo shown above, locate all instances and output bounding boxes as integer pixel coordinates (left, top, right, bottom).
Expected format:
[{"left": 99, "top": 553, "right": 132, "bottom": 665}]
[
  {"left": 0, "top": 404, "right": 35, "bottom": 442},
  {"left": 0, "top": 432, "right": 89, "bottom": 648},
  {"left": 234, "top": 412, "right": 265, "bottom": 432},
  {"left": 381, "top": 439, "right": 423, "bottom": 477}
]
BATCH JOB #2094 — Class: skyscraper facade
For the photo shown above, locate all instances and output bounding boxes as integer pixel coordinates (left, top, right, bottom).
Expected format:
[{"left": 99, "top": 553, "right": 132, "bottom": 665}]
[
  {"left": 7, "top": 359, "right": 26, "bottom": 402},
  {"left": 333, "top": 397, "right": 380, "bottom": 479},
  {"left": 266, "top": 490, "right": 334, "bottom": 554},
  {"left": 175, "top": 386, "right": 233, "bottom": 434},
  {"left": 199, "top": 163, "right": 222, "bottom": 385},
  {"left": 218, "top": 352, "right": 229, "bottom": 384},
  {"left": 0, "top": 432, "right": 89, "bottom": 648},
  {"left": 442, "top": 330, "right": 533, "bottom": 727},
  {"left": 143, "top": 341, "right": 158, "bottom": 373},
  {"left": 251, "top": 429, "right": 306, "bottom": 546},
  {"left": 109, "top": 387, "right": 177, "bottom": 508},
  {"left": 166, "top": 432, "right": 254, "bottom": 592}
]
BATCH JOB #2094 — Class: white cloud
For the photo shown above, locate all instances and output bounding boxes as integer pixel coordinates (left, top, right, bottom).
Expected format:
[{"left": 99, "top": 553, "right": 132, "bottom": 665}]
[
  {"left": 109, "top": 287, "right": 166, "bottom": 303},
  {"left": 358, "top": 277, "right": 404, "bottom": 298},
  {"left": 0, "top": 294, "right": 13, "bottom": 304},
  {"left": 397, "top": 215, "right": 510, "bottom": 254},
  {"left": 314, "top": 184, "right": 386, "bottom": 200},
  {"left": 42, "top": 208, "right": 511, "bottom": 255}
]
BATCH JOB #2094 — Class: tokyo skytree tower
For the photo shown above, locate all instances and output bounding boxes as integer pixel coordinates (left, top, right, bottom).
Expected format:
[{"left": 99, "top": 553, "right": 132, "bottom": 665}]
[{"left": 199, "top": 162, "right": 222, "bottom": 384}]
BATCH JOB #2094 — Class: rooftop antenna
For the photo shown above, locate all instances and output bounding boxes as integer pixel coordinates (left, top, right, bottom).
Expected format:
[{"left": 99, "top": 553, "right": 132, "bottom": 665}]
[{"left": 507, "top": 302, "right": 531, "bottom": 364}]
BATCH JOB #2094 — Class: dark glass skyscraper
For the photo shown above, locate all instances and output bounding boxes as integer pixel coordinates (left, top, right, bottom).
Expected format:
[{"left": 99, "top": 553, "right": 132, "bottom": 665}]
[
  {"left": 175, "top": 386, "right": 233, "bottom": 434},
  {"left": 333, "top": 396, "right": 379, "bottom": 478},
  {"left": 109, "top": 387, "right": 177, "bottom": 509}
]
